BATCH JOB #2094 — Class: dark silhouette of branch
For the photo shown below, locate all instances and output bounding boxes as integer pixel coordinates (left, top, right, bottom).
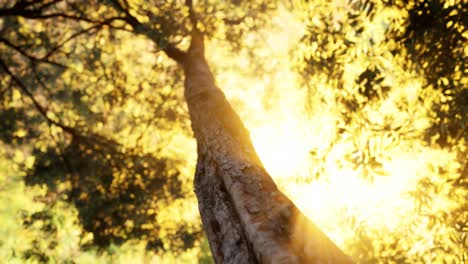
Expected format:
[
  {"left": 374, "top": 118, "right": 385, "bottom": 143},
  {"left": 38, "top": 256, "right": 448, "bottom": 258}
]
[
  {"left": 15, "top": 13, "right": 101, "bottom": 22},
  {"left": 108, "top": 0, "right": 187, "bottom": 63},
  {"left": 0, "top": 15, "right": 126, "bottom": 66},
  {"left": 2, "top": 0, "right": 187, "bottom": 63},
  {"left": 0, "top": 0, "right": 78, "bottom": 178},
  {"left": 0, "top": 58, "right": 77, "bottom": 136},
  {"left": 0, "top": 37, "right": 67, "bottom": 68},
  {"left": 0, "top": 2, "right": 124, "bottom": 25},
  {"left": 0, "top": 1, "right": 129, "bottom": 61},
  {"left": 43, "top": 16, "right": 127, "bottom": 59},
  {"left": 0, "top": 0, "right": 63, "bottom": 17}
]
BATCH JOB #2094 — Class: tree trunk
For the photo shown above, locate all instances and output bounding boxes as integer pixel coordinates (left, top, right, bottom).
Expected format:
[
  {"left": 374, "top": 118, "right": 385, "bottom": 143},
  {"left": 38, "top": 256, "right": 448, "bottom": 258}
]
[{"left": 181, "top": 32, "right": 353, "bottom": 264}]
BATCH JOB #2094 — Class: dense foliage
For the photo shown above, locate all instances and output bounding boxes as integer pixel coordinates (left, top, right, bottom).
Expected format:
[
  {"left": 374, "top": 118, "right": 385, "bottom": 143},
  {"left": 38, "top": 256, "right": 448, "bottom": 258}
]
[
  {"left": 0, "top": 0, "right": 466, "bottom": 263},
  {"left": 291, "top": 0, "right": 466, "bottom": 262}
]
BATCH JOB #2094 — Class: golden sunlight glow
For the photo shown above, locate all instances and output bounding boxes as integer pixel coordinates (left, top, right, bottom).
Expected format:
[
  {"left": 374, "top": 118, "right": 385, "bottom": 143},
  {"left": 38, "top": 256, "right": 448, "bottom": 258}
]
[
  {"left": 251, "top": 120, "right": 313, "bottom": 178},
  {"left": 209, "top": 4, "right": 464, "bottom": 255},
  {"left": 2, "top": 1, "right": 465, "bottom": 263}
]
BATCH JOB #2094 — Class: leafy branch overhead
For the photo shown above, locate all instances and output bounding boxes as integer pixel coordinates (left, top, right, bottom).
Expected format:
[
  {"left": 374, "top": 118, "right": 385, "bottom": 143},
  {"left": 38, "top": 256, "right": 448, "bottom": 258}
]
[
  {"left": 0, "top": 0, "right": 277, "bottom": 257},
  {"left": 0, "top": 0, "right": 466, "bottom": 263}
]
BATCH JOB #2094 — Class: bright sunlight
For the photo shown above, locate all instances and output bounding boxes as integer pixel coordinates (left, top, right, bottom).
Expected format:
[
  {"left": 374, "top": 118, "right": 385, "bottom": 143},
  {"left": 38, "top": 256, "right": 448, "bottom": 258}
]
[
  {"left": 1, "top": 0, "right": 465, "bottom": 263},
  {"left": 211, "top": 2, "right": 466, "bottom": 260}
]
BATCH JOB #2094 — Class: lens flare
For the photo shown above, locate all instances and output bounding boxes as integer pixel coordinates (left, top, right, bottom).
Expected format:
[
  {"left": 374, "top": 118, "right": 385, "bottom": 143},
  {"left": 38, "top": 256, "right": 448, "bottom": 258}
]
[{"left": 210, "top": 5, "right": 465, "bottom": 259}]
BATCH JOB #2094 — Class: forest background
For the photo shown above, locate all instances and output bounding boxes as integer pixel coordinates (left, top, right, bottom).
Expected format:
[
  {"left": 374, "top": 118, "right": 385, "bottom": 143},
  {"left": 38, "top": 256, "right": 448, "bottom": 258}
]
[{"left": 0, "top": 0, "right": 466, "bottom": 263}]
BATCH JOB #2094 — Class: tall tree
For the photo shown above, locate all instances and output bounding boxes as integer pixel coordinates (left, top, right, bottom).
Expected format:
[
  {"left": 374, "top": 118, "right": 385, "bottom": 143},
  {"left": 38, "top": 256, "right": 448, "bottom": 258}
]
[
  {"left": 176, "top": 11, "right": 352, "bottom": 264},
  {"left": 0, "top": 0, "right": 353, "bottom": 263}
]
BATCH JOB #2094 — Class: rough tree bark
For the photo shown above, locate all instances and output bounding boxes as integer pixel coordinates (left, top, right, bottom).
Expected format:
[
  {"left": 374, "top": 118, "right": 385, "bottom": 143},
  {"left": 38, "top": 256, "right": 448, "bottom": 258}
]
[
  {"left": 0, "top": 1, "right": 352, "bottom": 262},
  {"left": 171, "top": 30, "right": 355, "bottom": 264}
]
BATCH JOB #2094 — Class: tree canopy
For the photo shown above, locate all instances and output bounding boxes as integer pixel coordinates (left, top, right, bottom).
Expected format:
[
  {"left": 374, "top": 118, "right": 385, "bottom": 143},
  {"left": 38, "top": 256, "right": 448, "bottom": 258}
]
[{"left": 0, "top": 0, "right": 466, "bottom": 263}]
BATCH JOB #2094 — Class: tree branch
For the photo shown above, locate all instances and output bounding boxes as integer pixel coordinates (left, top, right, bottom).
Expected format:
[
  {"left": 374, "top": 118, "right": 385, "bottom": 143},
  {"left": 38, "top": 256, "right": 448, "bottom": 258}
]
[
  {"left": 3, "top": 0, "right": 187, "bottom": 63},
  {"left": 0, "top": 0, "right": 63, "bottom": 17},
  {"left": 43, "top": 16, "right": 126, "bottom": 59},
  {"left": 185, "top": 0, "right": 205, "bottom": 58},
  {"left": 185, "top": 0, "right": 198, "bottom": 29},
  {"left": 1, "top": 5, "right": 127, "bottom": 64},
  {"left": 15, "top": 13, "right": 99, "bottom": 23},
  {"left": 108, "top": 0, "right": 187, "bottom": 63},
  {"left": 0, "top": 58, "right": 77, "bottom": 136},
  {"left": 0, "top": 37, "right": 67, "bottom": 68},
  {"left": 0, "top": 3, "right": 120, "bottom": 25}
]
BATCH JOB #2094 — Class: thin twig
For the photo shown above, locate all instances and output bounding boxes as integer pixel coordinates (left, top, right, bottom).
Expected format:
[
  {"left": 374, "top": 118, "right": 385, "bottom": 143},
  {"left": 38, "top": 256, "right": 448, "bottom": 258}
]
[
  {"left": 0, "top": 0, "right": 63, "bottom": 17},
  {"left": 43, "top": 16, "right": 126, "bottom": 59},
  {"left": 0, "top": 37, "right": 67, "bottom": 68},
  {"left": 0, "top": 58, "right": 77, "bottom": 136}
]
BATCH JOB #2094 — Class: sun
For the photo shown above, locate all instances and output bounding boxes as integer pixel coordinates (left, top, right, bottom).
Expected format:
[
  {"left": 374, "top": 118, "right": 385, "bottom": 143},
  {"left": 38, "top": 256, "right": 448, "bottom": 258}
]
[{"left": 250, "top": 122, "right": 313, "bottom": 179}]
